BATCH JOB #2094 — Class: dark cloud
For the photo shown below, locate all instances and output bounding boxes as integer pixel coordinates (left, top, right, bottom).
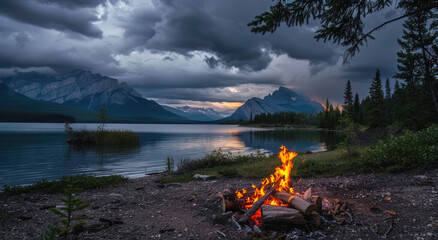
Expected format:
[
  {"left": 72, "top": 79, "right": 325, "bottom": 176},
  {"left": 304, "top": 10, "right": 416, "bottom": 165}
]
[
  {"left": 204, "top": 56, "right": 221, "bottom": 69},
  {"left": 125, "top": 70, "right": 283, "bottom": 90},
  {"left": 0, "top": 0, "right": 407, "bottom": 109},
  {"left": 162, "top": 56, "right": 175, "bottom": 61},
  {"left": 38, "top": 0, "right": 124, "bottom": 9},
  {"left": 0, "top": 1, "right": 103, "bottom": 38},
  {"left": 117, "top": 0, "right": 338, "bottom": 72},
  {"left": 15, "top": 32, "right": 29, "bottom": 47},
  {"left": 117, "top": 6, "right": 161, "bottom": 54},
  {"left": 341, "top": 9, "right": 404, "bottom": 83}
]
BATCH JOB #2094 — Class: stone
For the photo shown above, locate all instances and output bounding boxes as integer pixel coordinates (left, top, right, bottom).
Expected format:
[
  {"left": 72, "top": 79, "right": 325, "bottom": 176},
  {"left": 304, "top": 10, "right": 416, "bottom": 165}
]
[{"left": 193, "top": 174, "right": 217, "bottom": 181}]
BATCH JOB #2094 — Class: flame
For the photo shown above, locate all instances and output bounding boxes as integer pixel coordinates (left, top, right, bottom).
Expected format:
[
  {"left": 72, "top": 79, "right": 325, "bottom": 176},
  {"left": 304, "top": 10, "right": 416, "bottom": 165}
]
[{"left": 235, "top": 145, "right": 298, "bottom": 223}]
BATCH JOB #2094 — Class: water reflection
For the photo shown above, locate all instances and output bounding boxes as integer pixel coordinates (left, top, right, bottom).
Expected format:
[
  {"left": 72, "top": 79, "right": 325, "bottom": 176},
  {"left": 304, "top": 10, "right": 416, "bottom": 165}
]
[
  {"left": 0, "top": 123, "right": 346, "bottom": 186},
  {"left": 236, "top": 129, "right": 345, "bottom": 153}
]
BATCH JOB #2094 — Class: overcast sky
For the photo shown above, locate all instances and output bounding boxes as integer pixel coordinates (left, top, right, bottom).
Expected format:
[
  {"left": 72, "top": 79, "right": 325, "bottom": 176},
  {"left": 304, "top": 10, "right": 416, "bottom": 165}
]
[{"left": 0, "top": 0, "right": 405, "bottom": 114}]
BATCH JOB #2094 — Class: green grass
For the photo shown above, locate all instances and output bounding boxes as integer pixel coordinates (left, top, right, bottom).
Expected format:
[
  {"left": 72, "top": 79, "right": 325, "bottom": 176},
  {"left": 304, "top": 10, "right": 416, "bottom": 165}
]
[
  {"left": 161, "top": 148, "right": 366, "bottom": 183},
  {"left": 67, "top": 130, "right": 140, "bottom": 147},
  {"left": 163, "top": 126, "right": 438, "bottom": 183},
  {"left": 2, "top": 175, "right": 128, "bottom": 195},
  {"left": 240, "top": 123, "right": 319, "bottom": 129}
]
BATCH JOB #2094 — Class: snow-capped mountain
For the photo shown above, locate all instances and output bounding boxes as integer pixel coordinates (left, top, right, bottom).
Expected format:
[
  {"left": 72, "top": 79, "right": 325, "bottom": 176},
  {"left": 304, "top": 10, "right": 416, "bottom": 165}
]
[
  {"left": 163, "top": 105, "right": 223, "bottom": 121},
  {"left": 224, "top": 86, "right": 324, "bottom": 121},
  {"left": 2, "top": 70, "right": 183, "bottom": 120}
]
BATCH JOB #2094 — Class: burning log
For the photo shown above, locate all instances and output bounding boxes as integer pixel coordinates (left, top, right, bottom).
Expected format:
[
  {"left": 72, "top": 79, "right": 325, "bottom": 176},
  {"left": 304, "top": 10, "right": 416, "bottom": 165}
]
[
  {"left": 273, "top": 192, "right": 317, "bottom": 216},
  {"left": 261, "top": 205, "right": 321, "bottom": 229},
  {"left": 238, "top": 178, "right": 282, "bottom": 223}
]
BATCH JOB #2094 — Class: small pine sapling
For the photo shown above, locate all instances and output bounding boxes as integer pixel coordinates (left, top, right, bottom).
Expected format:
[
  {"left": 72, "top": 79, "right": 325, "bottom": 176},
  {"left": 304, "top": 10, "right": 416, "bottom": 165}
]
[
  {"left": 49, "top": 177, "right": 90, "bottom": 239},
  {"left": 41, "top": 226, "right": 60, "bottom": 240}
]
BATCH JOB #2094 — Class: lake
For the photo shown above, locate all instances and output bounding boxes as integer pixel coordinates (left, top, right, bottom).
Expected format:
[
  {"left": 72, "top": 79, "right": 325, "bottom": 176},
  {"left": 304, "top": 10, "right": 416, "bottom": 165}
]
[{"left": 0, "top": 123, "right": 346, "bottom": 186}]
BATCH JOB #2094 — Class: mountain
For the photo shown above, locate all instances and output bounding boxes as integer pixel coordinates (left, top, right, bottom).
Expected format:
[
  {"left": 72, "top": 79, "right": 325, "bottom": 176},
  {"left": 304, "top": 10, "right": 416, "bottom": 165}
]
[
  {"left": 264, "top": 86, "right": 324, "bottom": 114},
  {"left": 0, "top": 82, "right": 99, "bottom": 122},
  {"left": 2, "top": 70, "right": 184, "bottom": 120},
  {"left": 0, "top": 83, "right": 194, "bottom": 123},
  {"left": 224, "top": 87, "right": 324, "bottom": 121},
  {"left": 163, "top": 105, "right": 222, "bottom": 121}
]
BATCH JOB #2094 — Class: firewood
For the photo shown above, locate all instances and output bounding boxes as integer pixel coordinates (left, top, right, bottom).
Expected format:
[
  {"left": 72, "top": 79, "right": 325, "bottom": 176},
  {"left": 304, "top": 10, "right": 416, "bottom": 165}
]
[
  {"left": 238, "top": 178, "right": 282, "bottom": 223},
  {"left": 332, "top": 201, "right": 342, "bottom": 215},
  {"left": 261, "top": 205, "right": 304, "bottom": 225},
  {"left": 310, "top": 196, "right": 323, "bottom": 213},
  {"left": 339, "top": 202, "right": 348, "bottom": 212},
  {"left": 303, "top": 187, "right": 312, "bottom": 201},
  {"left": 217, "top": 192, "right": 237, "bottom": 213},
  {"left": 273, "top": 192, "right": 317, "bottom": 216},
  {"left": 261, "top": 205, "right": 321, "bottom": 229},
  {"left": 322, "top": 198, "right": 332, "bottom": 211}
]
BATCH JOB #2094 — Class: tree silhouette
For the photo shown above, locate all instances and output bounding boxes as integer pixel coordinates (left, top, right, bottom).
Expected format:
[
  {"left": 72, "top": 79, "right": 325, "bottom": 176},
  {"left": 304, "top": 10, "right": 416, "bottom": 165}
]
[{"left": 249, "top": 0, "right": 438, "bottom": 62}]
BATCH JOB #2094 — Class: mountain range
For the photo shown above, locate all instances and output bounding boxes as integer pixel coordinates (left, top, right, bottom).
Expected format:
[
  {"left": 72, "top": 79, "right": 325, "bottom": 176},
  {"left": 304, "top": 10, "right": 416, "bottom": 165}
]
[
  {"left": 2, "top": 70, "right": 184, "bottom": 121},
  {"left": 163, "top": 105, "right": 223, "bottom": 121},
  {"left": 1, "top": 70, "right": 324, "bottom": 123},
  {"left": 224, "top": 86, "right": 324, "bottom": 121},
  {"left": 0, "top": 81, "right": 100, "bottom": 122}
]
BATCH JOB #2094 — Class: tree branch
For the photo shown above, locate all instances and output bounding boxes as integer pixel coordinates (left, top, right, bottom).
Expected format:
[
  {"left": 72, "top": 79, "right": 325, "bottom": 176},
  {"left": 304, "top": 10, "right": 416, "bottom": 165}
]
[{"left": 343, "top": 3, "right": 438, "bottom": 64}]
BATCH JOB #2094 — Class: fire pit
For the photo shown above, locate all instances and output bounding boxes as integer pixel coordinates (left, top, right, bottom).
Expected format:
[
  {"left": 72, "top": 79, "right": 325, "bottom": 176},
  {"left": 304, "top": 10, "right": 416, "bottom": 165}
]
[{"left": 216, "top": 146, "right": 352, "bottom": 236}]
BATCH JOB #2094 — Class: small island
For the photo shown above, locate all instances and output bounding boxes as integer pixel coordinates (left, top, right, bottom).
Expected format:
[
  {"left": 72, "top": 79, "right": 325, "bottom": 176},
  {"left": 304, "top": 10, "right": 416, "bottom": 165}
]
[{"left": 65, "top": 107, "right": 140, "bottom": 147}]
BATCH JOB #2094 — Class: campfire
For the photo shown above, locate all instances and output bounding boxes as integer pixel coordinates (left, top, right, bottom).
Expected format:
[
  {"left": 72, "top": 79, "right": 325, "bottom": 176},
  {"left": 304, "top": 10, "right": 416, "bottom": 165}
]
[{"left": 217, "top": 145, "right": 352, "bottom": 233}]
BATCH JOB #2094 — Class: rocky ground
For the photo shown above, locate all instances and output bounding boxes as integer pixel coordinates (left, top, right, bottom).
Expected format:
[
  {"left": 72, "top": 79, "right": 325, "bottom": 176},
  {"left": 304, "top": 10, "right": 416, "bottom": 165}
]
[{"left": 1, "top": 169, "right": 437, "bottom": 240}]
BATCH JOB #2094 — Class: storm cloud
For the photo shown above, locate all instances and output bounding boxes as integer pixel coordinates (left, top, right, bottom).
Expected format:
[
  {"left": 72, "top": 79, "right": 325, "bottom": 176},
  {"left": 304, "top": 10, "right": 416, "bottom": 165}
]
[
  {"left": 0, "top": 0, "right": 405, "bottom": 114},
  {"left": 0, "top": 1, "right": 105, "bottom": 38}
]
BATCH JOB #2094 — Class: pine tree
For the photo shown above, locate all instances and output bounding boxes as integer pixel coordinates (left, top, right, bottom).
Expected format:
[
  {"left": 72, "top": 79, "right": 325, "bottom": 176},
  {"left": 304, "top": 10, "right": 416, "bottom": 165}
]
[
  {"left": 384, "top": 78, "right": 393, "bottom": 124},
  {"left": 394, "top": 7, "right": 438, "bottom": 117},
  {"left": 394, "top": 80, "right": 400, "bottom": 92},
  {"left": 353, "top": 93, "right": 360, "bottom": 123},
  {"left": 368, "top": 69, "right": 385, "bottom": 127},
  {"left": 385, "top": 78, "right": 392, "bottom": 99},
  {"left": 343, "top": 80, "right": 353, "bottom": 117}
]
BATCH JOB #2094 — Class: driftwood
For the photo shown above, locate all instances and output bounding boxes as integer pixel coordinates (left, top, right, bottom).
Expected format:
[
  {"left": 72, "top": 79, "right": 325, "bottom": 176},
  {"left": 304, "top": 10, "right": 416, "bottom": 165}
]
[
  {"left": 273, "top": 192, "right": 317, "bottom": 216},
  {"left": 238, "top": 178, "right": 282, "bottom": 223},
  {"left": 261, "top": 205, "right": 321, "bottom": 228}
]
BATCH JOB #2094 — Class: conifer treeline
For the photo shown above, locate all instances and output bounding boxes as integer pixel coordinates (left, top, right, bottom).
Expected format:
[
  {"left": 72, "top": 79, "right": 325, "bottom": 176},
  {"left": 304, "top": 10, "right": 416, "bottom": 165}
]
[{"left": 245, "top": 8, "right": 437, "bottom": 130}]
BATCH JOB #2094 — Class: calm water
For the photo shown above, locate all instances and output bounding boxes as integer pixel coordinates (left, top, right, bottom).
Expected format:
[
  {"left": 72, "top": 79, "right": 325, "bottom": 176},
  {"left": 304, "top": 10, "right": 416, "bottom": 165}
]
[{"left": 0, "top": 123, "right": 345, "bottom": 186}]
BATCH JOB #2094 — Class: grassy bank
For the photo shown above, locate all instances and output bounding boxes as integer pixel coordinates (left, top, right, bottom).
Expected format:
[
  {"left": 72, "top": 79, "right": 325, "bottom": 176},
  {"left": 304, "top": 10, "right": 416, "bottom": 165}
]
[
  {"left": 162, "top": 125, "right": 438, "bottom": 183},
  {"left": 66, "top": 129, "right": 140, "bottom": 147},
  {"left": 161, "top": 149, "right": 363, "bottom": 183},
  {"left": 2, "top": 175, "right": 127, "bottom": 195},
  {"left": 239, "top": 123, "right": 319, "bottom": 129}
]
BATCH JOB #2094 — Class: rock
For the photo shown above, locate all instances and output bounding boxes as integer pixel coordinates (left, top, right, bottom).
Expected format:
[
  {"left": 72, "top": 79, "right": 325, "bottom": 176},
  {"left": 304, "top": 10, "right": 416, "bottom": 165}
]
[
  {"left": 414, "top": 175, "right": 428, "bottom": 180},
  {"left": 193, "top": 174, "right": 217, "bottom": 181},
  {"left": 109, "top": 193, "right": 123, "bottom": 197}
]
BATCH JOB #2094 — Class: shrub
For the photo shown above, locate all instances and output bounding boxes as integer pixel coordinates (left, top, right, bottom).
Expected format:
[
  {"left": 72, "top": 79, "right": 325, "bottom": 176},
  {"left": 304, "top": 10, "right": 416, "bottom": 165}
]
[
  {"left": 2, "top": 175, "right": 127, "bottom": 195},
  {"left": 176, "top": 149, "right": 267, "bottom": 174},
  {"left": 361, "top": 125, "right": 438, "bottom": 172}
]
